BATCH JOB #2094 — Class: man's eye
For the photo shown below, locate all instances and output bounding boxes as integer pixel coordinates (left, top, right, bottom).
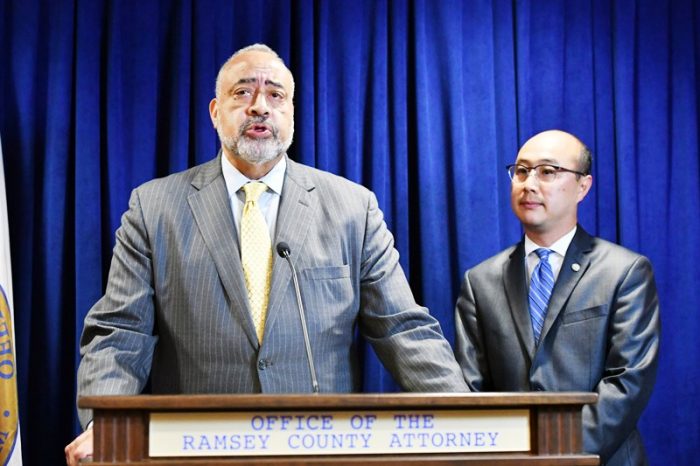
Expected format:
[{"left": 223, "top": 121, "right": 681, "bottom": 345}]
[
  {"left": 515, "top": 167, "right": 529, "bottom": 176},
  {"left": 270, "top": 91, "right": 284, "bottom": 100},
  {"left": 235, "top": 89, "right": 251, "bottom": 97},
  {"left": 540, "top": 166, "right": 557, "bottom": 176}
]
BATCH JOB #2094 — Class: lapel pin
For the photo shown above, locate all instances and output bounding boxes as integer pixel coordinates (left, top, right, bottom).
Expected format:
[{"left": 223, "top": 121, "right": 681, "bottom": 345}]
[{"left": 571, "top": 263, "right": 581, "bottom": 272}]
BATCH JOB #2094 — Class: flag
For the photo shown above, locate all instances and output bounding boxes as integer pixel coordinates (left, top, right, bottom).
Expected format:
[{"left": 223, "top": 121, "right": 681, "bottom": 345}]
[{"left": 0, "top": 134, "right": 22, "bottom": 465}]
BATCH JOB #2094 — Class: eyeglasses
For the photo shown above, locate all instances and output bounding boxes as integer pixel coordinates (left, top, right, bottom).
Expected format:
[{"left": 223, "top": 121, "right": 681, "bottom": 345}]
[{"left": 506, "top": 164, "right": 587, "bottom": 183}]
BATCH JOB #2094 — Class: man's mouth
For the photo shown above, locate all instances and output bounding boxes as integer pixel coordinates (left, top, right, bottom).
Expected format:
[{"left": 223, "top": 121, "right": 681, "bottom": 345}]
[
  {"left": 244, "top": 122, "right": 273, "bottom": 139},
  {"left": 520, "top": 198, "right": 543, "bottom": 209}
]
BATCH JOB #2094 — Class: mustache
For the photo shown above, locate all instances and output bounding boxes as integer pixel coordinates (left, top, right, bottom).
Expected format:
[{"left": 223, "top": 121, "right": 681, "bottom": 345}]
[
  {"left": 519, "top": 196, "right": 543, "bottom": 204},
  {"left": 239, "top": 117, "right": 279, "bottom": 138}
]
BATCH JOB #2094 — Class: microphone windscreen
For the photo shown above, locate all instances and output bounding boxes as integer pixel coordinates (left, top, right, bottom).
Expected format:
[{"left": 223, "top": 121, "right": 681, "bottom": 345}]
[{"left": 276, "top": 242, "right": 291, "bottom": 257}]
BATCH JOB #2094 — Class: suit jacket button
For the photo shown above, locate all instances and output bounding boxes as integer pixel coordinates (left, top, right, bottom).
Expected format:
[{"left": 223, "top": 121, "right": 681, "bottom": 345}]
[{"left": 258, "top": 359, "right": 267, "bottom": 370}]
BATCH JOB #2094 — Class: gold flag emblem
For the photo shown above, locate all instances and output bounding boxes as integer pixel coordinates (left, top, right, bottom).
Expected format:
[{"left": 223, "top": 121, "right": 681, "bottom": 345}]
[{"left": 0, "top": 286, "right": 18, "bottom": 463}]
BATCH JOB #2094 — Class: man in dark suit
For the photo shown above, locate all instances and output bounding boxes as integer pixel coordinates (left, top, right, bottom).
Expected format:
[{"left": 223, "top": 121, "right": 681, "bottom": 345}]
[
  {"left": 454, "top": 129, "right": 660, "bottom": 466},
  {"left": 65, "top": 44, "right": 468, "bottom": 464}
]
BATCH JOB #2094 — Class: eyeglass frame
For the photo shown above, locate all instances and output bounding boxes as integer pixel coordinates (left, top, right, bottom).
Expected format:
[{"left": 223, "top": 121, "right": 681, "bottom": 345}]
[{"left": 505, "top": 163, "right": 588, "bottom": 183}]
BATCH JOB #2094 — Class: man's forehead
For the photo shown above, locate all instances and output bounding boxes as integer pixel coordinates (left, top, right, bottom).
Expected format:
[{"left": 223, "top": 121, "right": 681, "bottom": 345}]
[
  {"left": 224, "top": 53, "right": 292, "bottom": 87},
  {"left": 516, "top": 151, "right": 580, "bottom": 167},
  {"left": 517, "top": 134, "right": 581, "bottom": 164}
]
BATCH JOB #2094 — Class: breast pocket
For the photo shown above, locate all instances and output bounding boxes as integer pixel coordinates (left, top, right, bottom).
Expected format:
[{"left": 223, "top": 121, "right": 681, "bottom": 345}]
[
  {"left": 303, "top": 265, "right": 351, "bottom": 281},
  {"left": 300, "top": 265, "right": 356, "bottom": 337},
  {"left": 556, "top": 304, "right": 610, "bottom": 389},
  {"left": 561, "top": 304, "right": 609, "bottom": 325}
]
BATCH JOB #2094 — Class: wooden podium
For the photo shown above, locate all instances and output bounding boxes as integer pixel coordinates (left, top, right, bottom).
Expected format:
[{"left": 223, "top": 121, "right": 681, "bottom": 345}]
[{"left": 80, "top": 393, "right": 599, "bottom": 465}]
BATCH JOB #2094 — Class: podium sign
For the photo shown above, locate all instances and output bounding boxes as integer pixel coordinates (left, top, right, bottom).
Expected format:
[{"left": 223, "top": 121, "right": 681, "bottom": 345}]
[
  {"left": 150, "top": 409, "right": 530, "bottom": 456},
  {"left": 80, "top": 393, "right": 599, "bottom": 465}
]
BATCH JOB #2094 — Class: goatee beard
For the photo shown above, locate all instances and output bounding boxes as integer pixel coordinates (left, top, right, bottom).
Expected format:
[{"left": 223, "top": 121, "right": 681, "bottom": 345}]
[{"left": 218, "top": 117, "right": 293, "bottom": 165}]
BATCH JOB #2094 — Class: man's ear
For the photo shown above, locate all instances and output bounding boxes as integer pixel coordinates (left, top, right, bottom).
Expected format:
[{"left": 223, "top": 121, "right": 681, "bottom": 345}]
[
  {"left": 577, "top": 174, "right": 593, "bottom": 202},
  {"left": 209, "top": 98, "right": 218, "bottom": 128}
]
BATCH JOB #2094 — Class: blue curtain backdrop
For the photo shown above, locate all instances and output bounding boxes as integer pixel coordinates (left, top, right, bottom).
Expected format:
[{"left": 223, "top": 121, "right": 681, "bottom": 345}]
[{"left": 0, "top": 0, "right": 698, "bottom": 464}]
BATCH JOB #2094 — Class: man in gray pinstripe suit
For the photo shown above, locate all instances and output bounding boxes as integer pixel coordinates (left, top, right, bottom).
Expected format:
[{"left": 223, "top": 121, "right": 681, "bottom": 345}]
[{"left": 65, "top": 44, "right": 468, "bottom": 464}]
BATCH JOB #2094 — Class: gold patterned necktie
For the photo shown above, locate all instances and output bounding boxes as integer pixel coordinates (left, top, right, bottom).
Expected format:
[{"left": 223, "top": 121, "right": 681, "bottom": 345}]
[{"left": 241, "top": 182, "right": 272, "bottom": 343}]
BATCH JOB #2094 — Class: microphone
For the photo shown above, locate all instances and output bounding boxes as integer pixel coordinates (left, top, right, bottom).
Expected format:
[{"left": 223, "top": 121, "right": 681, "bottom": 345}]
[{"left": 276, "top": 242, "right": 320, "bottom": 393}]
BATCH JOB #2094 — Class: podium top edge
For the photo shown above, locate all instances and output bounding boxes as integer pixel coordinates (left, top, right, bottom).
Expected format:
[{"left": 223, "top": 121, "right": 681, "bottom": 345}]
[{"left": 79, "top": 392, "right": 597, "bottom": 410}]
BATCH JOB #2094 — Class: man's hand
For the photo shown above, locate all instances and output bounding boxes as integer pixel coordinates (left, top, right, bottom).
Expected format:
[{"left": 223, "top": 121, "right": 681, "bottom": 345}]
[{"left": 65, "top": 427, "right": 93, "bottom": 465}]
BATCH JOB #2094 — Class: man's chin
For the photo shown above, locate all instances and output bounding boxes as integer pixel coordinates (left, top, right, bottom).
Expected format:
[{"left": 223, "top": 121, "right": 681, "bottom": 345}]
[
  {"left": 234, "top": 141, "right": 283, "bottom": 164},
  {"left": 246, "top": 155, "right": 282, "bottom": 165},
  {"left": 236, "top": 151, "right": 284, "bottom": 165},
  {"left": 515, "top": 212, "right": 544, "bottom": 229}
]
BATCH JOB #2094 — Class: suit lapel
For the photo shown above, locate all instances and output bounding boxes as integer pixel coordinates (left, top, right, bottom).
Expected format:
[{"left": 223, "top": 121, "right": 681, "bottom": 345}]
[
  {"left": 503, "top": 241, "right": 537, "bottom": 361},
  {"left": 187, "top": 155, "right": 259, "bottom": 348},
  {"left": 262, "top": 158, "right": 316, "bottom": 338},
  {"left": 539, "top": 226, "right": 593, "bottom": 342}
]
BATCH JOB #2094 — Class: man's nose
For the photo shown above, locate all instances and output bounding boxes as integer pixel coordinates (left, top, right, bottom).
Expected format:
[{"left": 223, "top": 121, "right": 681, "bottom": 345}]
[
  {"left": 248, "top": 91, "right": 270, "bottom": 117},
  {"left": 522, "top": 169, "right": 540, "bottom": 190}
]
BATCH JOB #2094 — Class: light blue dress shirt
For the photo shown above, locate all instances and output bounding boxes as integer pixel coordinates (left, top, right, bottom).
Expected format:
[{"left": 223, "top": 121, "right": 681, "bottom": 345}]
[{"left": 221, "top": 154, "right": 286, "bottom": 244}]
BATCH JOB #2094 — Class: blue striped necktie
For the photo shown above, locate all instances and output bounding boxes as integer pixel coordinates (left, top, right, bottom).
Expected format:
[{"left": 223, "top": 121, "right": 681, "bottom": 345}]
[{"left": 528, "top": 248, "right": 554, "bottom": 343}]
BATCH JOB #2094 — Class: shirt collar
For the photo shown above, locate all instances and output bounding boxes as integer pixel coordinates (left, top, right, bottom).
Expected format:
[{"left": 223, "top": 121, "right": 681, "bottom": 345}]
[
  {"left": 524, "top": 225, "right": 577, "bottom": 258},
  {"left": 221, "top": 154, "right": 287, "bottom": 198}
]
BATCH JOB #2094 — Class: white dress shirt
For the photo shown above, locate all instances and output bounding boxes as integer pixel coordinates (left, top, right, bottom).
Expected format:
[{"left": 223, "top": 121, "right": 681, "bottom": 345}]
[{"left": 524, "top": 226, "right": 577, "bottom": 284}]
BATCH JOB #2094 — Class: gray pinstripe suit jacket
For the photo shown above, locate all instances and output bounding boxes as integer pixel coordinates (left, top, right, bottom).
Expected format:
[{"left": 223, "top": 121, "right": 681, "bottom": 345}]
[
  {"left": 77, "top": 154, "right": 468, "bottom": 427},
  {"left": 455, "top": 227, "right": 660, "bottom": 466}
]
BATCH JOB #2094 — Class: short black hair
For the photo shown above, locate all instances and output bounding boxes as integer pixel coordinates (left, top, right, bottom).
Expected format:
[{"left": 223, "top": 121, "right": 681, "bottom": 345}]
[{"left": 578, "top": 142, "right": 592, "bottom": 175}]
